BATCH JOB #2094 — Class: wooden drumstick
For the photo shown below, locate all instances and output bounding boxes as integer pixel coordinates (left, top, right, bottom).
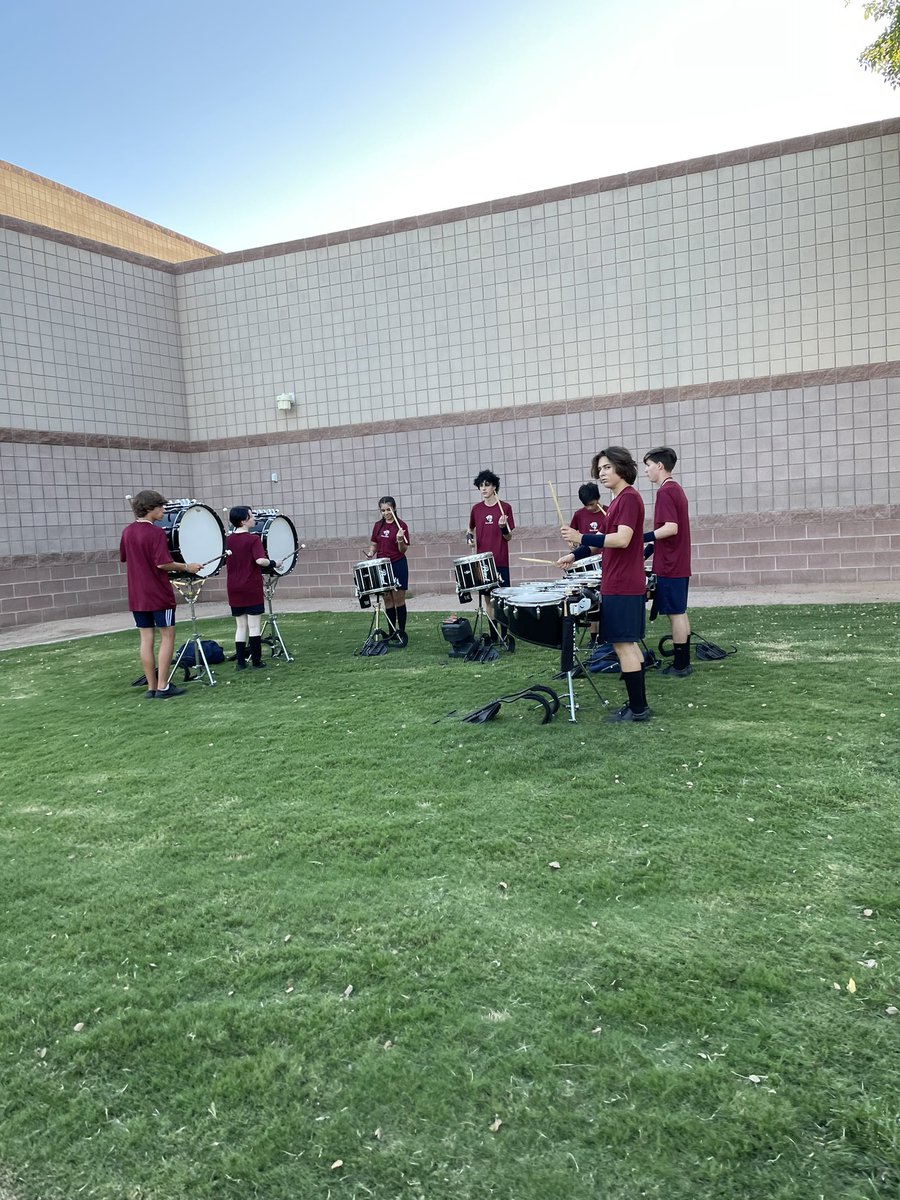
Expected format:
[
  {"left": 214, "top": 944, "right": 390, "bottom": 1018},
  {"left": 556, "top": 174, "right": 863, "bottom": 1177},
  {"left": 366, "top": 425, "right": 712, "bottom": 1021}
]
[
  {"left": 389, "top": 507, "right": 407, "bottom": 545},
  {"left": 547, "top": 480, "right": 566, "bottom": 526},
  {"left": 519, "top": 556, "right": 560, "bottom": 566}
]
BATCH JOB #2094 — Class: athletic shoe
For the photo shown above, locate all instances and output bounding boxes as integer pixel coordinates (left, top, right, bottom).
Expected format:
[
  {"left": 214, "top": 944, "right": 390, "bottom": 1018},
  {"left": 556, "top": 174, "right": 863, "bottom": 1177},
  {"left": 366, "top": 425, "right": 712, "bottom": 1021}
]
[
  {"left": 604, "top": 704, "right": 652, "bottom": 723},
  {"left": 251, "top": 661, "right": 268, "bottom": 669},
  {"left": 143, "top": 689, "right": 156, "bottom": 699},
  {"left": 154, "top": 684, "right": 187, "bottom": 699},
  {"left": 661, "top": 664, "right": 692, "bottom": 677},
  {"left": 235, "top": 661, "right": 247, "bottom": 671}
]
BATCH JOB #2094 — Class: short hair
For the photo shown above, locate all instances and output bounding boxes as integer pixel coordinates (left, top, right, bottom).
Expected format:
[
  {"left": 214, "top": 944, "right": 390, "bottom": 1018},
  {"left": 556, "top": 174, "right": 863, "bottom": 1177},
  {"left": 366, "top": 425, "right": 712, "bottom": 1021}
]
[
  {"left": 474, "top": 469, "right": 500, "bottom": 490},
  {"left": 130, "top": 489, "right": 167, "bottom": 518},
  {"left": 578, "top": 482, "right": 601, "bottom": 505},
  {"left": 590, "top": 446, "right": 638, "bottom": 486},
  {"left": 229, "top": 505, "right": 253, "bottom": 528},
  {"left": 643, "top": 446, "right": 678, "bottom": 473},
  {"left": 378, "top": 495, "right": 398, "bottom": 514}
]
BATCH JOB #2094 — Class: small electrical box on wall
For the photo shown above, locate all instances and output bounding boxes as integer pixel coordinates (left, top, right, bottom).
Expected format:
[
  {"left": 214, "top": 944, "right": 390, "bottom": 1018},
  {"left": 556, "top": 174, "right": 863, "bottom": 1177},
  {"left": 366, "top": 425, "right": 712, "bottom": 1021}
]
[
  {"left": 271, "top": 472, "right": 279, "bottom": 483},
  {"left": 276, "top": 392, "right": 295, "bottom": 411}
]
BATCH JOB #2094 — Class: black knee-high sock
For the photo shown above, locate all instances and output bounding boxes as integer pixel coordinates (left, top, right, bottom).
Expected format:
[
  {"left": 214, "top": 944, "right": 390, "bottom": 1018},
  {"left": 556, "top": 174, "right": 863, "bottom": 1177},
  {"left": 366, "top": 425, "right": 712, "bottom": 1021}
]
[
  {"left": 248, "top": 635, "right": 262, "bottom": 665},
  {"left": 235, "top": 639, "right": 247, "bottom": 664},
  {"left": 622, "top": 669, "right": 648, "bottom": 714},
  {"left": 674, "top": 640, "right": 690, "bottom": 670},
  {"left": 397, "top": 604, "right": 407, "bottom": 633},
  {"left": 385, "top": 606, "right": 397, "bottom": 632}
]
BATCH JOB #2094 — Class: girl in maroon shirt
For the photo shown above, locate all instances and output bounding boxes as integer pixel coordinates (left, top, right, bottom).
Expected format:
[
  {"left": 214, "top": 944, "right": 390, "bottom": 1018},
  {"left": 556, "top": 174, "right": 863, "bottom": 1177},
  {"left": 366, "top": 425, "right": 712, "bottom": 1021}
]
[
  {"left": 226, "top": 506, "right": 277, "bottom": 669},
  {"left": 365, "top": 496, "right": 411, "bottom": 645}
]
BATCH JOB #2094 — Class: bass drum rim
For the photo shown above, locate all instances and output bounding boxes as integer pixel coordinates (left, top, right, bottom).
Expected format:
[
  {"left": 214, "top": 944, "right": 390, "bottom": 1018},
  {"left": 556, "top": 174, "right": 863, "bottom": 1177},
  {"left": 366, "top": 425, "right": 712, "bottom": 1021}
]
[
  {"left": 252, "top": 512, "right": 299, "bottom": 576},
  {"left": 158, "top": 503, "right": 226, "bottom": 578}
]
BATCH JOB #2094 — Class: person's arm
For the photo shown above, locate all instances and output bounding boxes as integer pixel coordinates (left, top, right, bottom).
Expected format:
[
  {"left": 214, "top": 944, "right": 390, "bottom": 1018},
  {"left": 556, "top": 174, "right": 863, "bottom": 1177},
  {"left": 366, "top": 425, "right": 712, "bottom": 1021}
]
[
  {"left": 159, "top": 561, "right": 201, "bottom": 573},
  {"left": 603, "top": 523, "right": 634, "bottom": 549},
  {"left": 644, "top": 521, "right": 678, "bottom": 542},
  {"left": 366, "top": 540, "right": 378, "bottom": 559}
]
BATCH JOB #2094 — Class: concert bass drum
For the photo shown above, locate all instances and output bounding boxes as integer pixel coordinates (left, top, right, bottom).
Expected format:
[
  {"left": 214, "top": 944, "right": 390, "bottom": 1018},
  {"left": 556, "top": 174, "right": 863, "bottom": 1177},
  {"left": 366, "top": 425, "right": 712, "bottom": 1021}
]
[
  {"left": 251, "top": 508, "right": 299, "bottom": 576},
  {"left": 157, "top": 501, "right": 226, "bottom": 578}
]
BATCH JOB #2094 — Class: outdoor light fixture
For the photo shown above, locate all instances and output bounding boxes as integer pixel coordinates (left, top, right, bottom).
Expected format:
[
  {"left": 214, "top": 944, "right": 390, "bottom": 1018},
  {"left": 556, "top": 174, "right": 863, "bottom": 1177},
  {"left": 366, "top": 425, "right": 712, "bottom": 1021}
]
[{"left": 276, "top": 392, "right": 295, "bottom": 411}]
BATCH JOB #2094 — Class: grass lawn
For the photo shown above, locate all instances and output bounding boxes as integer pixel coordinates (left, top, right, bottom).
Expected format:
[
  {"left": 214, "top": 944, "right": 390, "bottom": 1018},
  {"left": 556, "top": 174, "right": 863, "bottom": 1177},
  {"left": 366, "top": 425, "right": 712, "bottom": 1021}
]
[{"left": 0, "top": 602, "right": 898, "bottom": 1200}]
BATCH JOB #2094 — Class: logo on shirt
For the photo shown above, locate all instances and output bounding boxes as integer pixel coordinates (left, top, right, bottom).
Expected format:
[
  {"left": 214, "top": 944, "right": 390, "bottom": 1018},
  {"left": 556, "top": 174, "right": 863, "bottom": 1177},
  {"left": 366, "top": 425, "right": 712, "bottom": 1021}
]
[
  {"left": 589, "top": 521, "right": 598, "bottom": 532},
  {"left": 485, "top": 514, "right": 494, "bottom": 525}
]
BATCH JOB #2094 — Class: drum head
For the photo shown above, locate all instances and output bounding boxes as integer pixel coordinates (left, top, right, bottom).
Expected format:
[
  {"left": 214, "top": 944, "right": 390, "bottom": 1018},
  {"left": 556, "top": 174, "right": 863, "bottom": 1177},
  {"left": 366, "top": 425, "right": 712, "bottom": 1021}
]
[
  {"left": 261, "top": 515, "right": 299, "bottom": 576},
  {"left": 172, "top": 505, "right": 226, "bottom": 577}
]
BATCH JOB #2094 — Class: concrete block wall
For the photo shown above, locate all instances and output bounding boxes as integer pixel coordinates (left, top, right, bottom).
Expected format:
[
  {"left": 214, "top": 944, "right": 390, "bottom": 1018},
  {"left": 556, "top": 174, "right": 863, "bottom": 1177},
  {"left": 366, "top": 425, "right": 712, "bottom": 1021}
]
[{"left": 3, "top": 118, "right": 900, "bottom": 631}]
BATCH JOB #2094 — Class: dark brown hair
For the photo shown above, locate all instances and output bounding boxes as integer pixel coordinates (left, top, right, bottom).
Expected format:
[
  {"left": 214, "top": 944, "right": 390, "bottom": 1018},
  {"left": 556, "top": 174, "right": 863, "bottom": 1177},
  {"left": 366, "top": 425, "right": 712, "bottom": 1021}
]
[{"left": 590, "top": 446, "right": 637, "bottom": 485}]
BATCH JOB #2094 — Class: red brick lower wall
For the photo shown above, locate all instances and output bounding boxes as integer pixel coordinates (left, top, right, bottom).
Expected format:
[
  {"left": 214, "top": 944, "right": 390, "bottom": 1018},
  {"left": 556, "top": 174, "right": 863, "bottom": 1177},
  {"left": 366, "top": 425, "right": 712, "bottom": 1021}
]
[{"left": 2, "top": 505, "right": 899, "bottom": 631}]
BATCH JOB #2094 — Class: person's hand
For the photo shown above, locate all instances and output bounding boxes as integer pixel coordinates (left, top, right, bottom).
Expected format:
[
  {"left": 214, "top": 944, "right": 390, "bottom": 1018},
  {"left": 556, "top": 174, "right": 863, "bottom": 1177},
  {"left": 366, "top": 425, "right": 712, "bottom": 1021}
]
[
  {"left": 498, "top": 512, "right": 508, "bottom": 529},
  {"left": 465, "top": 532, "right": 475, "bottom": 547},
  {"left": 557, "top": 553, "right": 575, "bottom": 568},
  {"left": 186, "top": 562, "right": 203, "bottom": 573},
  {"left": 560, "top": 525, "right": 581, "bottom": 548}
]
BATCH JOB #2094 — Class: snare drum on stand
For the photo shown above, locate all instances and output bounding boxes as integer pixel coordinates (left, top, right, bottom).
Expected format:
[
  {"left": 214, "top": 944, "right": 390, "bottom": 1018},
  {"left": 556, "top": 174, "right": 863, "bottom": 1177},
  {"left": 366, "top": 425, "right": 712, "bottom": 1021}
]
[
  {"left": 451, "top": 552, "right": 513, "bottom": 654},
  {"left": 353, "top": 558, "right": 402, "bottom": 656}
]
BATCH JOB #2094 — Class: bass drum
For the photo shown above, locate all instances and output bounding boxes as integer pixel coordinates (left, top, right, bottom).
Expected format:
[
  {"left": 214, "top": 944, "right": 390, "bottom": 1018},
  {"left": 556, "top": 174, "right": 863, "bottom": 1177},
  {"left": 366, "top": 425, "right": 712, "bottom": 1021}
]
[
  {"left": 158, "top": 502, "right": 226, "bottom": 578},
  {"left": 251, "top": 509, "right": 299, "bottom": 576}
]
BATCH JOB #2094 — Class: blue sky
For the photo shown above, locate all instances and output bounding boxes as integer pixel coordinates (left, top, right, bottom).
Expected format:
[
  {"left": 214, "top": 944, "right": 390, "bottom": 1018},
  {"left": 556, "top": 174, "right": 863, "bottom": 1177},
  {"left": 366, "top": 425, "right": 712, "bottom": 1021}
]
[{"left": 1, "top": 0, "right": 895, "bottom": 252}]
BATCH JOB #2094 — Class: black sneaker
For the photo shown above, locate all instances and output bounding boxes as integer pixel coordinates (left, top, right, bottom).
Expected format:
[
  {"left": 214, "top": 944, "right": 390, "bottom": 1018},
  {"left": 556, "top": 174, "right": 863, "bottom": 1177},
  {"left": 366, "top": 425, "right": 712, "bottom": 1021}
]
[
  {"left": 154, "top": 684, "right": 187, "bottom": 699},
  {"left": 251, "top": 661, "right": 268, "bottom": 669},
  {"left": 235, "top": 661, "right": 247, "bottom": 671},
  {"left": 604, "top": 704, "right": 652, "bottom": 723},
  {"left": 661, "top": 664, "right": 692, "bottom": 678},
  {"left": 143, "top": 689, "right": 156, "bottom": 699}
]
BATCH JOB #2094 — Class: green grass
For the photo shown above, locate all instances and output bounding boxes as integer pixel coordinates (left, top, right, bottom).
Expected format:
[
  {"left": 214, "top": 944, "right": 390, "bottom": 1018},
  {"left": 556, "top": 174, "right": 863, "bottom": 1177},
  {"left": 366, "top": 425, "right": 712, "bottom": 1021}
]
[{"left": 0, "top": 603, "right": 898, "bottom": 1200}]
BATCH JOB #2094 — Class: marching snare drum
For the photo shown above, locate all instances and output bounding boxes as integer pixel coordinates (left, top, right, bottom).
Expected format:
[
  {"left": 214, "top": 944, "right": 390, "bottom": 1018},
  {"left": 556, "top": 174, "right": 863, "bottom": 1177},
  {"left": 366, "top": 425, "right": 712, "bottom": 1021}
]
[
  {"left": 564, "top": 553, "right": 603, "bottom": 585},
  {"left": 492, "top": 583, "right": 601, "bottom": 649},
  {"left": 354, "top": 557, "right": 398, "bottom": 598},
  {"left": 157, "top": 501, "right": 226, "bottom": 578},
  {"left": 453, "top": 552, "right": 499, "bottom": 594},
  {"left": 250, "top": 508, "right": 299, "bottom": 576}
]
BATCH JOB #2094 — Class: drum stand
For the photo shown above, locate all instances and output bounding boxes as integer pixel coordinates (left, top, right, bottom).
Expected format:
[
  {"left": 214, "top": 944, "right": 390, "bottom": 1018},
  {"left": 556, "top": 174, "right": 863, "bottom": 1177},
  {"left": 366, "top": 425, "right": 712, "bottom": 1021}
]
[
  {"left": 260, "top": 575, "right": 294, "bottom": 662},
  {"left": 559, "top": 605, "right": 610, "bottom": 724},
  {"left": 355, "top": 590, "right": 402, "bottom": 657},
  {"left": 468, "top": 588, "right": 515, "bottom": 655},
  {"left": 168, "top": 577, "right": 217, "bottom": 687}
]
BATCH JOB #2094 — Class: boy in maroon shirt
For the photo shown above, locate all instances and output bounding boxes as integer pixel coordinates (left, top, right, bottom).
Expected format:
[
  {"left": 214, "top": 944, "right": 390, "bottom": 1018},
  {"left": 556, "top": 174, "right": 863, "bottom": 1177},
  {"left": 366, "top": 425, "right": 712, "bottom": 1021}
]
[
  {"left": 560, "top": 447, "right": 651, "bottom": 723},
  {"left": 226, "top": 506, "right": 278, "bottom": 669},
  {"left": 119, "top": 490, "right": 201, "bottom": 699},
  {"left": 467, "top": 469, "right": 515, "bottom": 585},
  {"left": 569, "top": 482, "right": 607, "bottom": 539},
  {"left": 643, "top": 447, "right": 692, "bottom": 677}
]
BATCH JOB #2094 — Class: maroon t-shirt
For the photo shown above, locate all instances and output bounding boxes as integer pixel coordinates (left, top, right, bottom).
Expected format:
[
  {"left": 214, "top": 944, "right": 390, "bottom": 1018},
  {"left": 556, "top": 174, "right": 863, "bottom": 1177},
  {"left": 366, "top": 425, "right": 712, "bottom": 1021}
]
[
  {"left": 370, "top": 518, "right": 410, "bottom": 562},
  {"left": 570, "top": 506, "right": 606, "bottom": 537},
  {"left": 600, "top": 486, "right": 646, "bottom": 596},
  {"left": 119, "top": 521, "right": 177, "bottom": 612},
  {"left": 469, "top": 500, "right": 515, "bottom": 568},
  {"left": 652, "top": 479, "right": 691, "bottom": 578},
  {"left": 226, "top": 531, "right": 268, "bottom": 605}
]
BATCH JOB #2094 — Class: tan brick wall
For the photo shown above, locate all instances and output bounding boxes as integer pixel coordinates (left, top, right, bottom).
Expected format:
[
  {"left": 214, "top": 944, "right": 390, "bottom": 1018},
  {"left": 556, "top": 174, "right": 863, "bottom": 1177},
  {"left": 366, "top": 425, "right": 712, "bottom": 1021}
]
[{"left": 0, "top": 160, "right": 218, "bottom": 262}]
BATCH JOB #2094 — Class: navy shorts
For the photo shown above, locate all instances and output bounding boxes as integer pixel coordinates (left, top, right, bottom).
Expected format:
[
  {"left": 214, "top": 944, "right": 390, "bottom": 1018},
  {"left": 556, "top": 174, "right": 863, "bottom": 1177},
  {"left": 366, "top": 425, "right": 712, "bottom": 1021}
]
[
  {"left": 230, "top": 603, "right": 265, "bottom": 616},
  {"left": 655, "top": 576, "right": 689, "bottom": 615},
  {"left": 391, "top": 557, "right": 409, "bottom": 590},
  {"left": 600, "top": 594, "right": 646, "bottom": 643},
  {"left": 133, "top": 609, "right": 175, "bottom": 629}
]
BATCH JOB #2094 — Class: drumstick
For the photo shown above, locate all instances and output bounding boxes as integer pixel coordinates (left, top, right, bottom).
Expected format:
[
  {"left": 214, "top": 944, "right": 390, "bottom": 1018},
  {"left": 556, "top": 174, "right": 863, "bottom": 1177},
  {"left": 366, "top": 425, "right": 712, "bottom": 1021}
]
[
  {"left": 547, "top": 481, "right": 566, "bottom": 526},
  {"left": 519, "top": 556, "right": 561, "bottom": 566},
  {"left": 193, "top": 549, "right": 232, "bottom": 570},
  {"left": 389, "top": 508, "right": 407, "bottom": 544}
]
